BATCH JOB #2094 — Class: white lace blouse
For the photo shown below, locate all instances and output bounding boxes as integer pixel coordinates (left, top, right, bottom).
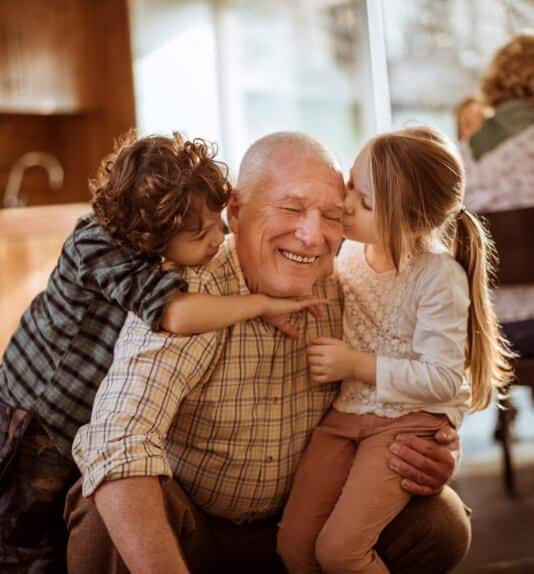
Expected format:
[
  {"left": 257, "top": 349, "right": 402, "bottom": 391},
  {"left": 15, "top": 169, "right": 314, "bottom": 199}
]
[{"left": 333, "top": 241, "right": 471, "bottom": 429}]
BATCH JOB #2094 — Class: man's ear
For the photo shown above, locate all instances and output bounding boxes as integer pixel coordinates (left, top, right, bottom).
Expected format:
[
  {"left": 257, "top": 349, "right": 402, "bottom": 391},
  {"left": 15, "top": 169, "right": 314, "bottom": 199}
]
[{"left": 226, "top": 190, "right": 241, "bottom": 234}]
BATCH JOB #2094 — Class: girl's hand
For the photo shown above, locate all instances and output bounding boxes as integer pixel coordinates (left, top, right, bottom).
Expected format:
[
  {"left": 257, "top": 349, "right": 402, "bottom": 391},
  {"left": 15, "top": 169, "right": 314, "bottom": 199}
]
[
  {"left": 262, "top": 296, "right": 329, "bottom": 338},
  {"left": 307, "top": 337, "right": 358, "bottom": 383}
]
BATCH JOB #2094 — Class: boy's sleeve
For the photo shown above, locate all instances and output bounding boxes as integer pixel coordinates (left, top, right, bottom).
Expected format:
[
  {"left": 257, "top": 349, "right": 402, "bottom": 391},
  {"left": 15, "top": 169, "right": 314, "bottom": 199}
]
[{"left": 73, "top": 223, "right": 188, "bottom": 330}]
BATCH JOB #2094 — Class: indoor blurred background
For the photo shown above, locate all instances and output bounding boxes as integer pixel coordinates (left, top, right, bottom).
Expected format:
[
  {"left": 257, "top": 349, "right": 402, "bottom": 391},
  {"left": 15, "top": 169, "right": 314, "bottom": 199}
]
[{"left": 1, "top": 1, "right": 534, "bottom": 572}]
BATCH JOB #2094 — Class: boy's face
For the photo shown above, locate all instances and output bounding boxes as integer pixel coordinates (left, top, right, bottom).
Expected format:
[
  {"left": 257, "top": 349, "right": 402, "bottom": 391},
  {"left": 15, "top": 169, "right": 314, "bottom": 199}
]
[{"left": 163, "top": 201, "right": 225, "bottom": 266}]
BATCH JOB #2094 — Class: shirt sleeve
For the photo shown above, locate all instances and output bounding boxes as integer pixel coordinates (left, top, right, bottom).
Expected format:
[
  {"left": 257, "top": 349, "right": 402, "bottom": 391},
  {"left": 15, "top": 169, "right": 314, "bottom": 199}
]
[
  {"left": 375, "top": 255, "right": 470, "bottom": 406},
  {"left": 72, "top": 312, "right": 223, "bottom": 497},
  {"left": 73, "top": 221, "right": 188, "bottom": 331}
]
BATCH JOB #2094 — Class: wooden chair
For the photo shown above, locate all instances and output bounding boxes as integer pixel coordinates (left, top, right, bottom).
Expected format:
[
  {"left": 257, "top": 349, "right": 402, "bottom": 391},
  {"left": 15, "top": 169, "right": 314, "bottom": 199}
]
[{"left": 479, "top": 207, "right": 534, "bottom": 496}]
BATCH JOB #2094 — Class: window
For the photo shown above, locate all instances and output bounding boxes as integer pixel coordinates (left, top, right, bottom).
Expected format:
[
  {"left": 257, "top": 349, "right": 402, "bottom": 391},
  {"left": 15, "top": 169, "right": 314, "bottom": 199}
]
[
  {"left": 381, "top": 0, "right": 534, "bottom": 139},
  {"left": 129, "top": 0, "right": 380, "bottom": 174}
]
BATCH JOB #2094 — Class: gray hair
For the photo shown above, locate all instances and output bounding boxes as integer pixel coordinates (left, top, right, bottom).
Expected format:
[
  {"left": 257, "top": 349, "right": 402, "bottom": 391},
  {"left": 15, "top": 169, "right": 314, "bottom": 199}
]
[{"left": 236, "top": 132, "right": 341, "bottom": 203}]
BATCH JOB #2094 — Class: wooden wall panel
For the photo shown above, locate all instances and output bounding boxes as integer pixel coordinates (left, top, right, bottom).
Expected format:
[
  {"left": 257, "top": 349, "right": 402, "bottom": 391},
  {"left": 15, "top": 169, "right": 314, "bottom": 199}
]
[{"left": 0, "top": 0, "right": 135, "bottom": 208}]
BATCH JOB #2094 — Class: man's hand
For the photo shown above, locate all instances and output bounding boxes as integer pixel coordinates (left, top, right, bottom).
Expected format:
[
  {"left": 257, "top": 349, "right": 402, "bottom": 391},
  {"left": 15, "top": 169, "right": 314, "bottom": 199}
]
[
  {"left": 307, "top": 337, "right": 358, "bottom": 383},
  {"left": 388, "top": 424, "right": 459, "bottom": 496}
]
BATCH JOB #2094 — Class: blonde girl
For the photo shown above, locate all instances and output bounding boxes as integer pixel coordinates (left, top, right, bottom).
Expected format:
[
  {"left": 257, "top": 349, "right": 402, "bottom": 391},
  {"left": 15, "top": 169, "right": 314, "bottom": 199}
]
[{"left": 277, "top": 126, "right": 513, "bottom": 574}]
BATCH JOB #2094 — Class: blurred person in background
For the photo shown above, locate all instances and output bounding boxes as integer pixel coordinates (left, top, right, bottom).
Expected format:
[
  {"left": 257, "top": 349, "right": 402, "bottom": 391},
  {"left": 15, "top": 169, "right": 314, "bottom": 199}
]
[
  {"left": 455, "top": 96, "right": 486, "bottom": 142},
  {"left": 461, "top": 30, "right": 534, "bottom": 361}
]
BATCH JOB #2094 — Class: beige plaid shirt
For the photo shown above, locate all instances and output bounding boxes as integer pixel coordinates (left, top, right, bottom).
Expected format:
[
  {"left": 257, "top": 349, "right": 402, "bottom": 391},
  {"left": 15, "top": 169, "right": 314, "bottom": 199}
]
[{"left": 73, "top": 236, "right": 343, "bottom": 523}]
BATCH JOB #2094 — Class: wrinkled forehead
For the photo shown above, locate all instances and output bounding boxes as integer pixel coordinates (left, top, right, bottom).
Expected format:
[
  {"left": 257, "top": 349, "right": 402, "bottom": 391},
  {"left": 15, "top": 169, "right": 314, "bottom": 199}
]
[{"left": 262, "top": 154, "right": 345, "bottom": 205}]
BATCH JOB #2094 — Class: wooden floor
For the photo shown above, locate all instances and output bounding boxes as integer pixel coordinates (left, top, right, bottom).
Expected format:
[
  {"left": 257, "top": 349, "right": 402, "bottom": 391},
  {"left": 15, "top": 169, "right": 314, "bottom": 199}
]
[
  {"left": 452, "top": 389, "right": 534, "bottom": 574},
  {"left": 452, "top": 465, "right": 534, "bottom": 573}
]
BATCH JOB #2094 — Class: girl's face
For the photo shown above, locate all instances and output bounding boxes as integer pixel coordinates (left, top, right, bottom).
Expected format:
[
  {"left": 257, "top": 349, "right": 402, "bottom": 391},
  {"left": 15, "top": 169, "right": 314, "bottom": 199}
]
[{"left": 343, "top": 147, "right": 380, "bottom": 245}]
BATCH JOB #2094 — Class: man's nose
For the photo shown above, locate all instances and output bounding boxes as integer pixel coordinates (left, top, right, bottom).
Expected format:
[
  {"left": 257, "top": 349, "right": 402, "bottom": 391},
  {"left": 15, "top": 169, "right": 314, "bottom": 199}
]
[{"left": 295, "top": 210, "right": 323, "bottom": 247}]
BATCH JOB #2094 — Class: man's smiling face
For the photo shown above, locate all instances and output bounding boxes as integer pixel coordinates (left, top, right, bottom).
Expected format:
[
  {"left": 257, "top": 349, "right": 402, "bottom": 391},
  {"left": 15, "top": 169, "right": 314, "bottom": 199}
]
[{"left": 230, "top": 149, "right": 345, "bottom": 296}]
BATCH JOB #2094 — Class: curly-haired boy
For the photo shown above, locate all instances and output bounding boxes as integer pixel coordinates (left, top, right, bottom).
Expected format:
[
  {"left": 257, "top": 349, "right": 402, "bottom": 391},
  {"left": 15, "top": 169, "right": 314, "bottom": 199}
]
[{"left": 0, "top": 131, "right": 323, "bottom": 572}]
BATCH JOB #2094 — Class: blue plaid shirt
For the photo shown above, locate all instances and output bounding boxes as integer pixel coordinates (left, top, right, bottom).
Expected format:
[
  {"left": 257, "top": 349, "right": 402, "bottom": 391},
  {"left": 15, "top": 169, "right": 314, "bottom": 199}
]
[{"left": 0, "top": 214, "right": 187, "bottom": 457}]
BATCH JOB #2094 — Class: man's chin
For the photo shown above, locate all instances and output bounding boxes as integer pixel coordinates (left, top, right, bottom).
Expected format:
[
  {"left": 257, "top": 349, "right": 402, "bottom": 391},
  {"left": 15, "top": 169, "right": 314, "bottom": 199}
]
[{"left": 260, "top": 278, "right": 318, "bottom": 298}]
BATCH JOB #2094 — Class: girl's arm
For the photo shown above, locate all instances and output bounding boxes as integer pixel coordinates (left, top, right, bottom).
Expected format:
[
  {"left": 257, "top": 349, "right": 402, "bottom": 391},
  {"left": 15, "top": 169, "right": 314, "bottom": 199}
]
[
  {"left": 161, "top": 292, "right": 328, "bottom": 336},
  {"left": 308, "top": 257, "right": 470, "bottom": 396}
]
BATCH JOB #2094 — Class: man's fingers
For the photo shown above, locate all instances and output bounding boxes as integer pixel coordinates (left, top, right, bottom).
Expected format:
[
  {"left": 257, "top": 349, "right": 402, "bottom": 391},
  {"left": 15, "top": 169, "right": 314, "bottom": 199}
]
[
  {"left": 389, "top": 439, "right": 453, "bottom": 485},
  {"left": 434, "top": 424, "right": 458, "bottom": 445},
  {"left": 388, "top": 453, "right": 444, "bottom": 490},
  {"left": 396, "top": 434, "right": 456, "bottom": 466},
  {"left": 307, "top": 305, "right": 326, "bottom": 319},
  {"left": 273, "top": 321, "right": 298, "bottom": 338}
]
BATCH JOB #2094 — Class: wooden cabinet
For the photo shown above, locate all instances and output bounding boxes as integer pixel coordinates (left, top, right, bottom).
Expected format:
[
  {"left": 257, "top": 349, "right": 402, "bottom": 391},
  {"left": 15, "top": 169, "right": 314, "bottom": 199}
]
[
  {"left": 0, "top": 0, "right": 135, "bottom": 206},
  {"left": 0, "top": 0, "right": 93, "bottom": 114},
  {"left": 0, "top": 203, "right": 90, "bottom": 353}
]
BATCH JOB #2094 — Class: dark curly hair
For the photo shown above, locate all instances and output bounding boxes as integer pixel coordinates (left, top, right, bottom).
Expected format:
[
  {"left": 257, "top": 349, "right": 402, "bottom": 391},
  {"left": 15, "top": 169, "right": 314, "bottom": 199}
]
[
  {"left": 480, "top": 31, "right": 534, "bottom": 108},
  {"left": 91, "top": 130, "right": 231, "bottom": 256}
]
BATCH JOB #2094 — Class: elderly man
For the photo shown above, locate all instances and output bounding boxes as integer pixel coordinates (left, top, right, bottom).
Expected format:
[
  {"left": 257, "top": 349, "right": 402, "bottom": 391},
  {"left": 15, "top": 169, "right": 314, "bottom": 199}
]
[{"left": 66, "top": 132, "right": 470, "bottom": 574}]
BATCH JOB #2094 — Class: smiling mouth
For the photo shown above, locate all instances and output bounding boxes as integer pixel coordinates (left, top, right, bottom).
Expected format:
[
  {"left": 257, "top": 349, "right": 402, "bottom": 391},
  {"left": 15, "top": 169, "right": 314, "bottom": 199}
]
[{"left": 279, "top": 249, "right": 318, "bottom": 264}]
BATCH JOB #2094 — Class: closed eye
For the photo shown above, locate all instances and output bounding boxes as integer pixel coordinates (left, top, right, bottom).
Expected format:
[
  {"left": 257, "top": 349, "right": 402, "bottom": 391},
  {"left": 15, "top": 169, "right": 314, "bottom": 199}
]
[
  {"left": 359, "top": 193, "right": 372, "bottom": 212},
  {"left": 280, "top": 206, "right": 303, "bottom": 213},
  {"left": 323, "top": 211, "right": 343, "bottom": 222}
]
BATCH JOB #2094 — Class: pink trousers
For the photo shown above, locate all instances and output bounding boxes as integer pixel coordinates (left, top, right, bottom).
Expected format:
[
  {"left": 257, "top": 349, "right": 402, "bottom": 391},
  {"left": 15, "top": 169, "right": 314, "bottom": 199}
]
[{"left": 277, "top": 409, "right": 451, "bottom": 574}]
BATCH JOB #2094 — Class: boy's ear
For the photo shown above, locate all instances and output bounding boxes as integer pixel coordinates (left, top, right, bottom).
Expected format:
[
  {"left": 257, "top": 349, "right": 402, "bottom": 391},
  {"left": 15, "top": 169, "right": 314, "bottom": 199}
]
[{"left": 226, "top": 190, "right": 240, "bottom": 234}]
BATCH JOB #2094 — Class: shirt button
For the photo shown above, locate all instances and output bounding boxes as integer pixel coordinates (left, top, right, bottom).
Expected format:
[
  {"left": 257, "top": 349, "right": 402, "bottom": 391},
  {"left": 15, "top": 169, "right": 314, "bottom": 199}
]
[{"left": 265, "top": 455, "right": 274, "bottom": 463}]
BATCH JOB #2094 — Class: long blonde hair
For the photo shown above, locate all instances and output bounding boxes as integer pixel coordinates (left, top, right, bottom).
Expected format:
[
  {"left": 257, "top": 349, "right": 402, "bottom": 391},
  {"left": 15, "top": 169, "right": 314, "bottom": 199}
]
[{"left": 367, "top": 126, "right": 514, "bottom": 410}]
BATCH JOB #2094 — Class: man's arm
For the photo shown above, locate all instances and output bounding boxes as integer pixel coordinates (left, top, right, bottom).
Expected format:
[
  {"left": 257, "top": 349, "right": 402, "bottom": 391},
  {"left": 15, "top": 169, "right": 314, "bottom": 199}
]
[
  {"left": 73, "top": 314, "right": 221, "bottom": 571},
  {"left": 95, "top": 477, "right": 189, "bottom": 574}
]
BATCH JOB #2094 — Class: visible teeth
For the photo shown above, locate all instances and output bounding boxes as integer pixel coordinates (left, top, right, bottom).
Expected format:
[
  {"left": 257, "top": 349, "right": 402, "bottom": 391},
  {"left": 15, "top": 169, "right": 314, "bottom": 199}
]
[{"left": 280, "top": 250, "right": 317, "bottom": 264}]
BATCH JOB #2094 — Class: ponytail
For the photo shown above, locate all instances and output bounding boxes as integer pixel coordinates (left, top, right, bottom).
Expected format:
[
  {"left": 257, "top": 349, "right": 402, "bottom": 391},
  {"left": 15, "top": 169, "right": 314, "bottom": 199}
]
[{"left": 453, "top": 209, "right": 515, "bottom": 410}]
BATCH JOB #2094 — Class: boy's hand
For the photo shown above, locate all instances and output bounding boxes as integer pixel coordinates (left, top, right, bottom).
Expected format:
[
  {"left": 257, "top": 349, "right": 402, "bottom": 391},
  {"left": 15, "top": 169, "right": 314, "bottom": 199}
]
[
  {"left": 262, "top": 295, "right": 329, "bottom": 317},
  {"left": 307, "top": 337, "right": 357, "bottom": 383},
  {"left": 262, "top": 296, "right": 329, "bottom": 338}
]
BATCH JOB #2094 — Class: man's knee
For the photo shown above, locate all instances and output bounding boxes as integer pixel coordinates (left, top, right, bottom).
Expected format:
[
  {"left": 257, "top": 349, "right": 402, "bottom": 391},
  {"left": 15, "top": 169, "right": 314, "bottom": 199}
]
[{"left": 376, "top": 486, "right": 471, "bottom": 574}]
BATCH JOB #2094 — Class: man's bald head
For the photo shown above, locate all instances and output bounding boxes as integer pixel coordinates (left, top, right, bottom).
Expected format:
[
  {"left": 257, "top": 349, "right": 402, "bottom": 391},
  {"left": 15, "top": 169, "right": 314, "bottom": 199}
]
[{"left": 236, "top": 132, "right": 341, "bottom": 203}]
